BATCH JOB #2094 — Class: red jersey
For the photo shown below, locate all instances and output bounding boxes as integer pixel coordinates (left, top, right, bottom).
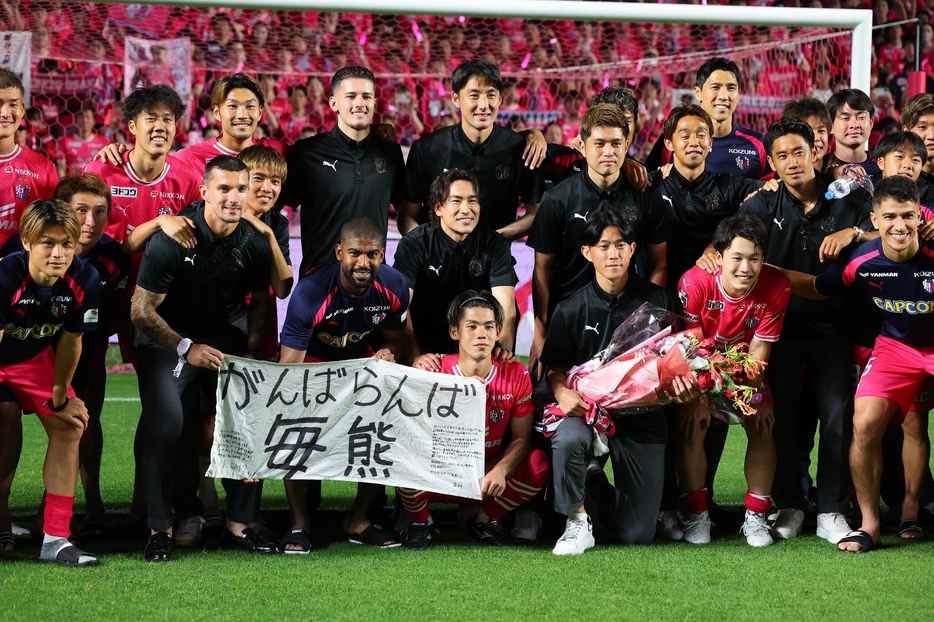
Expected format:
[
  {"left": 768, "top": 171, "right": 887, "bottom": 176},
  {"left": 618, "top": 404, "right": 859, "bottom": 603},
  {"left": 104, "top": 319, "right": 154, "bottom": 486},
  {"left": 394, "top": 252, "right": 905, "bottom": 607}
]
[
  {"left": 53, "top": 132, "right": 112, "bottom": 177},
  {"left": 440, "top": 355, "right": 533, "bottom": 458},
  {"left": 0, "top": 145, "right": 59, "bottom": 247},
  {"left": 173, "top": 135, "right": 288, "bottom": 178},
  {"left": 84, "top": 153, "right": 202, "bottom": 243},
  {"left": 277, "top": 112, "right": 314, "bottom": 143},
  {"left": 678, "top": 264, "right": 791, "bottom": 348}
]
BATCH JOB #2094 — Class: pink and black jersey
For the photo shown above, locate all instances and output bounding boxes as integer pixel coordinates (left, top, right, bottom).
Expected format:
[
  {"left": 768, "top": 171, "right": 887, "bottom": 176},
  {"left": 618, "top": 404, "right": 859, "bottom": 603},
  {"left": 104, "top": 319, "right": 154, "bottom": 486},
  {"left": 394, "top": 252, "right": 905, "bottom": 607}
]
[
  {"left": 0, "top": 145, "right": 59, "bottom": 247},
  {"left": 53, "top": 132, "right": 111, "bottom": 177},
  {"left": 0, "top": 251, "right": 100, "bottom": 364},
  {"left": 679, "top": 264, "right": 791, "bottom": 348},
  {"left": 440, "top": 355, "right": 533, "bottom": 458},
  {"left": 84, "top": 153, "right": 202, "bottom": 243},
  {"left": 280, "top": 261, "right": 410, "bottom": 361},
  {"left": 173, "top": 135, "right": 288, "bottom": 178},
  {"left": 815, "top": 238, "right": 934, "bottom": 348}
]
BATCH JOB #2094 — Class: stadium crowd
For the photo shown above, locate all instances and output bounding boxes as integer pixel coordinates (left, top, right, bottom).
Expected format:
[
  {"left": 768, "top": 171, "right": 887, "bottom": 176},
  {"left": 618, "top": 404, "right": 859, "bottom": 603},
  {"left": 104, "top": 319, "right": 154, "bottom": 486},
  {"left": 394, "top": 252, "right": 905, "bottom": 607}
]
[{"left": 2, "top": 1, "right": 934, "bottom": 567}]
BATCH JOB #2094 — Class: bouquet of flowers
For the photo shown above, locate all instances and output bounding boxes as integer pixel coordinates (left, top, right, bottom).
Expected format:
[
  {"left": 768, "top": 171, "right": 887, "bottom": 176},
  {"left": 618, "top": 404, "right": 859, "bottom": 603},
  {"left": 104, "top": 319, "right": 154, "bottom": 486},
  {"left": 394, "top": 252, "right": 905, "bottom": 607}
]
[{"left": 565, "top": 303, "right": 766, "bottom": 424}]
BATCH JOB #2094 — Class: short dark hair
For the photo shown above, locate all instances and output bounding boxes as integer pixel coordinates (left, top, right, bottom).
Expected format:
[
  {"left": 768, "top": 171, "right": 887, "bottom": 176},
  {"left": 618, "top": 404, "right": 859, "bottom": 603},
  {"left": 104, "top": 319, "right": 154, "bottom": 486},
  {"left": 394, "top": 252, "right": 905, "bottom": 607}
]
[
  {"left": 331, "top": 66, "right": 376, "bottom": 95},
  {"left": 781, "top": 97, "right": 832, "bottom": 131},
  {"left": 592, "top": 85, "right": 637, "bottom": 116},
  {"left": 451, "top": 59, "right": 502, "bottom": 94},
  {"left": 446, "top": 289, "right": 504, "bottom": 328},
  {"left": 765, "top": 117, "right": 814, "bottom": 156},
  {"left": 340, "top": 216, "right": 385, "bottom": 247},
  {"left": 901, "top": 93, "right": 934, "bottom": 130},
  {"left": 712, "top": 215, "right": 770, "bottom": 256},
  {"left": 662, "top": 104, "right": 713, "bottom": 143},
  {"left": 581, "top": 211, "right": 636, "bottom": 246},
  {"left": 55, "top": 173, "right": 112, "bottom": 215},
  {"left": 123, "top": 84, "right": 187, "bottom": 124},
  {"left": 211, "top": 73, "right": 265, "bottom": 109},
  {"left": 695, "top": 57, "right": 742, "bottom": 89},
  {"left": 874, "top": 131, "right": 927, "bottom": 164},
  {"left": 580, "top": 103, "right": 630, "bottom": 142},
  {"left": 827, "top": 88, "right": 875, "bottom": 120},
  {"left": 288, "top": 85, "right": 307, "bottom": 98},
  {"left": 0, "top": 66, "right": 25, "bottom": 97},
  {"left": 204, "top": 154, "right": 247, "bottom": 184},
  {"left": 873, "top": 175, "right": 920, "bottom": 209},
  {"left": 427, "top": 169, "right": 481, "bottom": 227}
]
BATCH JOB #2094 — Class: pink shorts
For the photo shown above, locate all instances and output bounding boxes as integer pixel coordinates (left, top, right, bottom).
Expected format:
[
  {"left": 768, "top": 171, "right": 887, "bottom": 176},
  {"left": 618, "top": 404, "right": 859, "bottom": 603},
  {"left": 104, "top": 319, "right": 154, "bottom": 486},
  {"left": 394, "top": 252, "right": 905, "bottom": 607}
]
[
  {"left": 0, "top": 348, "right": 75, "bottom": 416},
  {"left": 855, "top": 337, "right": 934, "bottom": 423}
]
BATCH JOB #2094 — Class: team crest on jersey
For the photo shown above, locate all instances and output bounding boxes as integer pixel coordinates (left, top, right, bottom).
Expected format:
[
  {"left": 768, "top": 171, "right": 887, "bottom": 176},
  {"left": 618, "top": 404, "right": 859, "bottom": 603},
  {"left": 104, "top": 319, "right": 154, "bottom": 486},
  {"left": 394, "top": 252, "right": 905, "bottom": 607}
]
[
  {"left": 489, "top": 409, "right": 505, "bottom": 424},
  {"left": 375, "top": 157, "right": 387, "bottom": 174},
  {"left": 111, "top": 186, "right": 138, "bottom": 198},
  {"left": 924, "top": 279, "right": 934, "bottom": 294},
  {"left": 469, "top": 260, "right": 484, "bottom": 276},
  {"left": 158, "top": 206, "right": 174, "bottom": 216},
  {"left": 735, "top": 156, "right": 750, "bottom": 170},
  {"left": 705, "top": 195, "right": 722, "bottom": 212},
  {"left": 495, "top": 164, "right": 511, "bottom": 180},
  {"left": 50, "top": 302, "right": 66, "bottom": 318},
  {"left": 678, "top": 289, "right": 688, "bottom": 307},
  {"left": 706, "top": 299, "right": 724, "bottom": 311},
  {"left": 371, "top": 312, "right": 386, "bottom": 324},
  {"left": 821, "top": 216, "right": 836, "bottom": 232},
  {"left": 621, "top": 205, "right": 638, "bottom": 221},
  {"left": 745, "top": 315, "right": 761, "bottom": 329},
  {"left": 14, "top": 184, "right": 30, "bottom": 200}
]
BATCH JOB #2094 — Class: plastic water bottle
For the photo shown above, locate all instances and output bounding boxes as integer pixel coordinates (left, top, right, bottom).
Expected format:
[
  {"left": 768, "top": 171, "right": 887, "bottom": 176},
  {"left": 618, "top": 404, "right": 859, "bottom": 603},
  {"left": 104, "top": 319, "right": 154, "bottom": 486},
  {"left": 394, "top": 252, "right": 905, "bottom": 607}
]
[{"left": 825, "top": 174, "right": 874, "bottom": 200}]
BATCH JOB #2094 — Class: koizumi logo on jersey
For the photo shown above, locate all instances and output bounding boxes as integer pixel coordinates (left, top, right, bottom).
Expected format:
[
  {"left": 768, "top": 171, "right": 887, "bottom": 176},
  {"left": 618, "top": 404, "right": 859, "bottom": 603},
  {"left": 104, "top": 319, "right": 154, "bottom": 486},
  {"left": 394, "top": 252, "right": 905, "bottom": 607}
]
[{"left": 112, "top": 187, "right": 138, "bottom": 198}]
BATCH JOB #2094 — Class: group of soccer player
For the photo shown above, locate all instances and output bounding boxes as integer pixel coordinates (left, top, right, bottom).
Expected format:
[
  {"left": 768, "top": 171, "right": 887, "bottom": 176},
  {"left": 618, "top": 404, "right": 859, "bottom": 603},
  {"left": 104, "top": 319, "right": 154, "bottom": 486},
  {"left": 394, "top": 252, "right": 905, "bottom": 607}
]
[{"left": 0, "top": 51, "right": 931, "bottom": 566}]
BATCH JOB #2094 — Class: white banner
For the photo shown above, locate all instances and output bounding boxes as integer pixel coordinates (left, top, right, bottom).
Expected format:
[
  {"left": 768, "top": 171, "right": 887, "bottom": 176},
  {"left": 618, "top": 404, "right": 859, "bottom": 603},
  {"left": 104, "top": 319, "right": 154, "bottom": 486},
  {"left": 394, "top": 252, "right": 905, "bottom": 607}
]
[
  {"left": 0, "top": 32, "right": 31, "bottom": 105},
  {"left": 124, "top": 36, "right": 192, "bottom": 99},
  {"left": 209, "top": 356, "right": 487, "bottom": 500}
]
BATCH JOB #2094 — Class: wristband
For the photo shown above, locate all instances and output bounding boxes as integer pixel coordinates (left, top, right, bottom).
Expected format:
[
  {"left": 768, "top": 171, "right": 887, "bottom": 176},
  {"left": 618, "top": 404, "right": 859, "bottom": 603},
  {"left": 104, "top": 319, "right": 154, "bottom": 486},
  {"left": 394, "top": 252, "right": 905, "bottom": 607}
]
[
  {"left": 44, "top": 397, "right": 69, "bottom": 413},
  {"left": 173, "top": 338, "right": 193, "bottom": 378},
  {"left": 853, "top": 226, "right": 864, "bottom": 243}
]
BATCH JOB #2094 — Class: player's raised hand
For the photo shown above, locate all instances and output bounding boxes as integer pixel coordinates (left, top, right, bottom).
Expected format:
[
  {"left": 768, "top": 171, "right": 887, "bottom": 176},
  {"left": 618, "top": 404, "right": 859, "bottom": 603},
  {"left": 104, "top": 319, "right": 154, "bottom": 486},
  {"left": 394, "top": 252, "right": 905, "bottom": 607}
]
[
  {"left": 188, "top": 343, "right": 225, "bottom": 370},
  {"left": 658, "top": 162, "right": 674, "bottom": 180},
  {"left": 412, "top": 352, "right": 442, "bottom": 372},
  {"left": 492, "top": 346, "right": 516, "bottom": 364},
  {"left": 159, "top": 215, "right": 197, "bottom": 249},
  {"left": 695, "top": 248, "right": 719, "bottom": 274},
  {"left": 920, "top": 220, "right": 934, "bottom": 241},
  {"left": 522, "top": 128, "right": 547, "bottom": 169},
  {"left": 93, "top": 142, "right": 128, "bottom": 166},
  {"left": 622, "top": 158, "right": 649, "bottom": 190}
]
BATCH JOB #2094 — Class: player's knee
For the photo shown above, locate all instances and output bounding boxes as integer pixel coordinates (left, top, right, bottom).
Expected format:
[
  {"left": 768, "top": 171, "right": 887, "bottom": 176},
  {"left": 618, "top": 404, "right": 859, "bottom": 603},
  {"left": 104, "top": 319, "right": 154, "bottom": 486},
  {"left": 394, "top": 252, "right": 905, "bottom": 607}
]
[
  {"left": 523, "top": 448, "right": 551, "bottom": 488},
  {"left": 551, "top": 419, "right": 591, "bottom": 455},
  {"left": 619, "top": 519, "right": 655, "bottom": 546}
]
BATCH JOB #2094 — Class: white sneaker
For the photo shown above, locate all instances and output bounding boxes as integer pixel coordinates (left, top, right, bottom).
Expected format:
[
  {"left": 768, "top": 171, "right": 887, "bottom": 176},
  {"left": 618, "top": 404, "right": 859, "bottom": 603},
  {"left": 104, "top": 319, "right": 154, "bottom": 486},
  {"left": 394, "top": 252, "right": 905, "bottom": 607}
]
[
  {"left": 175, "top": 516, "right": 205, "bottom": 546},
  {"left": 510, "top": 510, "right": 542, "bottom": 540},
  {"left": 741, "top": 510, "right": 775, "bottom": 547},
  {"left": 816, "top": 512, "right": 851, "bottom": 544},
  {"left": 772, "top": 508, "right": 805, "bottom": 540},
  {"left": 681, "top": 510, "right": 712, "bottom": 544},
  {"left": 552, "top": 514, "right": 595, "bottom": 556},
  {"left": 656, "top": 511, "right": 684, "bottom": 541}
]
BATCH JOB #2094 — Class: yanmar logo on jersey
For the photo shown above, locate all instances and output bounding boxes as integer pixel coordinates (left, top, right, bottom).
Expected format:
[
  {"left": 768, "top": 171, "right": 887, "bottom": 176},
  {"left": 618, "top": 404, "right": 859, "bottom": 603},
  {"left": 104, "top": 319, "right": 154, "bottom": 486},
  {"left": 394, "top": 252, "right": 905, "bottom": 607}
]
[
  {"left": 858, "top": 272, "right": 898, "bottom": 278},
  {"left": 150, "top": 190, "right": 185, "bottom": 200},
  {"left": 111, "top": 187, "right": 138, "bottom": 198},
  {"left": 872, "top": 298, "right": 934, "bottom": 314}
]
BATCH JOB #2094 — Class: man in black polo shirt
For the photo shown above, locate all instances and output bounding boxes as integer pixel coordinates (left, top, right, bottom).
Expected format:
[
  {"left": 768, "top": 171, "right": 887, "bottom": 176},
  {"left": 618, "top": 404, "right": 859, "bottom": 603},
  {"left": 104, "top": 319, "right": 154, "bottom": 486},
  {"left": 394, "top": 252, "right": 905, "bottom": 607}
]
[
  {"left": 541, "top": 210, "right": 683, "bottom": 555},
  {"left": 733, "top": 118, "right": 874, "bottom": 545},
  {"left": 399, "top": 59, "right": 546, "bottom": 241},
  {"left": 527, "top": 104, "right": 668, "bottom": 378},
  {"left": 394, "top": 169, "right": 516, "bottom": 358},
  {"left": 130, "top": 155, "right": 280, "bottom": 562},
  {"left": 279, "top": 66, "right": 405, "bottom": 275}
]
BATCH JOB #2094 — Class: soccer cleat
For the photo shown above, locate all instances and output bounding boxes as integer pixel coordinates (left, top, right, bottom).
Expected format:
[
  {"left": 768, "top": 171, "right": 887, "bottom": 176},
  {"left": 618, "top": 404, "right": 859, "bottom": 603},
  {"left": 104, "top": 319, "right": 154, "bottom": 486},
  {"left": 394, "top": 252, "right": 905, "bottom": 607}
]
[
  {"left": 773, "top": 508, "right": 805, "bottom": 540},
  {"left": 175, "top": 516, "right": 205, "bottom": 547},
  {"left": 681, "top": 511, "right": 712, "bottom": 544},
  {"left": 466, "top": 517, "right": 516, "bottom": 547},
  {"left": 741, "top": 510, "right": 775, "bottom": 547},
  {"left": 402, "top": 521, "right": 434, "bottom": 550},
  {"left": 552, "top": 514, "right": 595, "bottom": 556},
  {"left": 510, "top": 511, "right": 542, "bottom": 541},
  {"left": 656, "top": 510, "right": 684, "bottom": 541},
  {"left": 816, "top": 512, "right": 852, "bottom": 544}
]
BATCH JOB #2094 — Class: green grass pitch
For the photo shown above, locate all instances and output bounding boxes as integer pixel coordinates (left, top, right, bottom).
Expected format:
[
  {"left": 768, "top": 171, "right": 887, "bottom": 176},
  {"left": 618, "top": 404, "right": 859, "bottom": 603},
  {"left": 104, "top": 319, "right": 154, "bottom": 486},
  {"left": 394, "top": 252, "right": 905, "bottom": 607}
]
[{"left": 2, "top": 373, "right": 934, "bottom": 621}]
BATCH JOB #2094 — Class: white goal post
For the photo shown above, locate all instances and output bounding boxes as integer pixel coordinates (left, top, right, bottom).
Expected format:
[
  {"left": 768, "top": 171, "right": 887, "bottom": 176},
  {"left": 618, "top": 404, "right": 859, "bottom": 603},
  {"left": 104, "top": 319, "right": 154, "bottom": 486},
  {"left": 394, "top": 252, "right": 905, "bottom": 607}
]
[{"left": 92, "top": 0, "right": 873, "bottom": 92}]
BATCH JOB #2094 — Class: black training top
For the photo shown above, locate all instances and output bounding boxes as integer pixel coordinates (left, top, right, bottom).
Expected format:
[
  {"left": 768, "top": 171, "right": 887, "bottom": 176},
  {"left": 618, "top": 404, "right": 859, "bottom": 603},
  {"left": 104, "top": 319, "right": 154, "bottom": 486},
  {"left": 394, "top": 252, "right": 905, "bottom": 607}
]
[
  {"left": 393, "top": 223, "right": 516, "bottom": 354},
  {"left": 403, "top": 123, "right": 546, "bottom": 231},
  {"left": 647, "top": 167, "right": 762, "bottom": 290},
  {"left": 280, "top": 123, "right": 405, "bottom": 275},
  {"left": 540, "top": 277, "right": 679, "bottom": 444},
  {"left": 526, "top": 168, "right": 669, "bottom": 315},
  {"left": 737, "top": 173, "right": 873, "bottom": 340},
  {"left": 136, "top": 202, "right": 272, "bottom": 337}
]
